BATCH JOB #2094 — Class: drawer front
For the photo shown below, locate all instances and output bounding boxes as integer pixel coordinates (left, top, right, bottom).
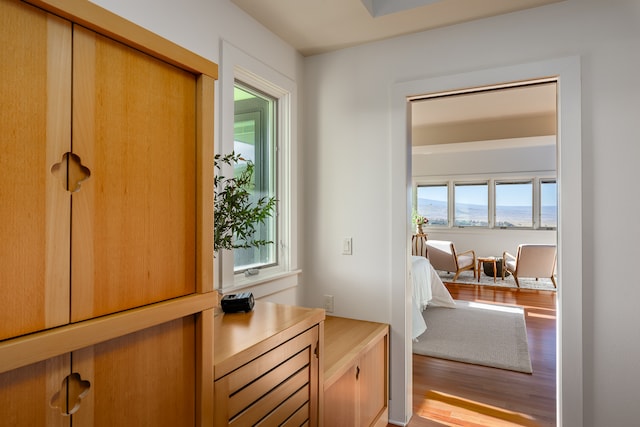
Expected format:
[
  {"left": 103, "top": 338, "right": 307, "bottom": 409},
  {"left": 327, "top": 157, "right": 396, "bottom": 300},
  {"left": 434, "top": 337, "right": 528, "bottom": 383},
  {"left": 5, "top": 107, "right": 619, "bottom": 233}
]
[
  {"left": 215, "top": 326, "right": 319, "bottom": 426},
  {"left": 231, "top": 368, "right": 309, "bottom": 426}
]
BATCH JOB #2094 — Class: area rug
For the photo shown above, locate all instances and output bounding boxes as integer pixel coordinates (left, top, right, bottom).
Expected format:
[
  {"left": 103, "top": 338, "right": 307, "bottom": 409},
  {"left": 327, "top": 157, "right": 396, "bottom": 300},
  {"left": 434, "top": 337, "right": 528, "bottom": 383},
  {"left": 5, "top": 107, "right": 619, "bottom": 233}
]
[
  {"left": 413, "top": 300, "right": 533, "bottom": 373},
  {"left": 438, "top": 270, "right": 556, "bottom": 291}
]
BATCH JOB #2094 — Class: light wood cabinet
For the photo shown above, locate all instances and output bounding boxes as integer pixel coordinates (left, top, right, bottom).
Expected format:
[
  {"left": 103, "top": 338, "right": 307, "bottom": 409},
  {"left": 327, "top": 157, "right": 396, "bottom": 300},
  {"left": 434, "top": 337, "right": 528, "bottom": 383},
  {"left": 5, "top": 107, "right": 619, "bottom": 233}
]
[
  {"left": 0, "top": 0, "right": 217, "bottom": 424},
  {"left": 70, "top": 24, "right": 199, "bottom": 322},
  {"left": 0, "top": 0, "right": 72, "bottom": 342},
  {"left": 324, "top": 316, "right": 389, "bottom": 427},
  {"left": 0, "top": 317, "right": 198, "bottom": 426},
  {"left": 214, "top": 301, "right": 325, "bottom": 427}
]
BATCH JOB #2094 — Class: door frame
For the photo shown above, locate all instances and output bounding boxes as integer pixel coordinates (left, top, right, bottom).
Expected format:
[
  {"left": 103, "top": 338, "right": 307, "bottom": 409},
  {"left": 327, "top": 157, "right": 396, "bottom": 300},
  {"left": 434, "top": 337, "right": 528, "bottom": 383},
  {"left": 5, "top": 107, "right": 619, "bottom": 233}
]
[{"left": 388, "top": 56, "right": 582, "bottom": 426}]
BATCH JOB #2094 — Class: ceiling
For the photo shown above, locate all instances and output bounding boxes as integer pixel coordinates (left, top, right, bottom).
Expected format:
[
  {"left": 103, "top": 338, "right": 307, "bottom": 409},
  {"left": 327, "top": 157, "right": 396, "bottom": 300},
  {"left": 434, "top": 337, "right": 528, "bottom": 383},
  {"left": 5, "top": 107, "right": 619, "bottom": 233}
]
[
  {"left": 231, "top": 0, "right": 560, "bottom": 151},
  {"left": 231, "top": 0, "right": 563, "bottom": 57},
  {"left": 411, "top": 82, "right": 557, "bottom": 149},
  {"left": 412, "top": 81, "right": 557, "bottom": 127}
]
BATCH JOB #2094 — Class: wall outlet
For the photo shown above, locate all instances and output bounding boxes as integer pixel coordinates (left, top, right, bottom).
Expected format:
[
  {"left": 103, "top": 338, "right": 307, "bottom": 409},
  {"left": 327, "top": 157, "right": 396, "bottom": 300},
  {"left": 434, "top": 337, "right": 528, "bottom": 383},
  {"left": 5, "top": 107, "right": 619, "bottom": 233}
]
[
  {"left": 323, "top": 295, "right": 334, "bottom": 313},
  {"left": 342, "top": 237, "right": 352, "bottom": 255}
]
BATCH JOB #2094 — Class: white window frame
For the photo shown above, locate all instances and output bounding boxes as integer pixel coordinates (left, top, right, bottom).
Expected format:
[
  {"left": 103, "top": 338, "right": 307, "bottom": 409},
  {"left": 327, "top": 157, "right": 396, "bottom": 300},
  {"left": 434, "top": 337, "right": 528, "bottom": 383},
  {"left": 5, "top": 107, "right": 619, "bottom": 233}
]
[
  {"left": 415, "top": 183, "right": 449, "bottom": 226},
  {"left": 453, "top": 181, "right": 489, "bottom": 227},
  {"left": 539, "top": 178, "right": 558, "bottom": 229},
  {"left": 218, "top": 41, "right": 299, "bottom": 295},
  {"left": 414, "top": 171, "right": 556, "bottom": 231},
  {"left": 494, "top": 179, "right": 534, "bottom": 229},
  {"left": 232, "top": 85, "right": 278, "bottom": 273}
]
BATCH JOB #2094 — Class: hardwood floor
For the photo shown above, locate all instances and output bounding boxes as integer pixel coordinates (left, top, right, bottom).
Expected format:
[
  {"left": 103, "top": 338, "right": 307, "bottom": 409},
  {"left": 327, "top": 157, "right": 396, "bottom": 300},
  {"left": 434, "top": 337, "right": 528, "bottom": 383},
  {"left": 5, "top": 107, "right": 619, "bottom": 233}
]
[{"left": 397, "top": 283, "right": 557, "bottom": 427}]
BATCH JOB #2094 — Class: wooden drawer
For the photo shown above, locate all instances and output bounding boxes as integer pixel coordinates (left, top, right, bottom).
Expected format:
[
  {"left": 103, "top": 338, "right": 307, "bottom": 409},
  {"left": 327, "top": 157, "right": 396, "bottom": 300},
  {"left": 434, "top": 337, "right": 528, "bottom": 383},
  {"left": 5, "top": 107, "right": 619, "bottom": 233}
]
[{"left": 215, "top": 326, "right": 319, "bottom": 426}]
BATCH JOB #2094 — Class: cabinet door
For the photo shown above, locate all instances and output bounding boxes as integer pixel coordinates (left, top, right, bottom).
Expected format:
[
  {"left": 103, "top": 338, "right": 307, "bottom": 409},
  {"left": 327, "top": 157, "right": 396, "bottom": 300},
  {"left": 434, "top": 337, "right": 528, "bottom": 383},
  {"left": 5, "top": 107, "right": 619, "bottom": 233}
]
[
  {"left": 0, "top": 0, "right": 71, "bottom": 341},
  {"left": 358, "top": 337, "right": 387, "bottom": 427},
  {"left": 0, "top": 317, "right": 197, "bottom": 426},
  {"left": 71, "top": 316, "right": 197, "bottom": 426},
  {"left": 324, "top": 365, "right": 357, "bottom": 426},
  {"left": 70, "top": 26, "right": 198, "bottom": 321},
  {"left": 0, "top": 354, "right": 70, "bottom": 426}
]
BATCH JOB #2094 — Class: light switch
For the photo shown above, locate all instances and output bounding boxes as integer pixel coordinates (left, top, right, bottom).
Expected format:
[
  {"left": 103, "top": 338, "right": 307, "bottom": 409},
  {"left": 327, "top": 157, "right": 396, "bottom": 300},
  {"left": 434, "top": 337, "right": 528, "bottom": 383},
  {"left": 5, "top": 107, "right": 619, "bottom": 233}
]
[{"left": 342, "top": 237, "right": 352, "bottom": 255}]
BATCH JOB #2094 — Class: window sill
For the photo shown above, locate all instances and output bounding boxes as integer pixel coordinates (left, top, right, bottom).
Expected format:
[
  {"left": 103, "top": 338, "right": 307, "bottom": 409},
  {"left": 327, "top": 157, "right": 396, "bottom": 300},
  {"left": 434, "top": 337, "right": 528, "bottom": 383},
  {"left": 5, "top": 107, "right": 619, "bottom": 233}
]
[{"left": 221, "top": 269, "right": 302, "bottom": 299}]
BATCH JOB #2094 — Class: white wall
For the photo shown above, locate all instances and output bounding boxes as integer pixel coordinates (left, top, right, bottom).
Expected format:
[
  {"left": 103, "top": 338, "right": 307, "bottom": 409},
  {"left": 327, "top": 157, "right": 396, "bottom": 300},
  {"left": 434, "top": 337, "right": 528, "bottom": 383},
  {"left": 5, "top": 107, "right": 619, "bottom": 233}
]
[
  {"left": 89, "top": 0, "right": 299, "bottom": 73},
  {"left": 413, "top": 141, "right": 556, "bottom": 176},
  {"left": 303, "top": 0, "right": 640, "bottom": 426},
  {"left": 89, "top": 0, "right": 305, "bottom": 306}
]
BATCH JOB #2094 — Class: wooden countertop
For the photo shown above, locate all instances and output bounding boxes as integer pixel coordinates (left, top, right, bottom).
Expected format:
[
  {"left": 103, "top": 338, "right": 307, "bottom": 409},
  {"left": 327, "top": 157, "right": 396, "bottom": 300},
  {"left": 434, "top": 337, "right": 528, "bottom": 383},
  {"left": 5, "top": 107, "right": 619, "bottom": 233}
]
[
  {"left": 213, "top": 300, "right": 325, "bottom": 379},
  {"left": 323, "top": 315, "right": 389, "bottom": 389}
]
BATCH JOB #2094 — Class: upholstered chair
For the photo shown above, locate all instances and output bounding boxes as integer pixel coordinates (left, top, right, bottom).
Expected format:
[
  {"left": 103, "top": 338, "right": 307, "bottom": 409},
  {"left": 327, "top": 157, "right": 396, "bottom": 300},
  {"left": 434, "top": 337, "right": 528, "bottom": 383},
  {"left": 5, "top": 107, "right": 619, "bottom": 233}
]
[
  {"left": 503, "top": 244, "right": 557, "bottom": 287},
  {"left": 425, "top": 240, "right": 476, "bottom": 281}
]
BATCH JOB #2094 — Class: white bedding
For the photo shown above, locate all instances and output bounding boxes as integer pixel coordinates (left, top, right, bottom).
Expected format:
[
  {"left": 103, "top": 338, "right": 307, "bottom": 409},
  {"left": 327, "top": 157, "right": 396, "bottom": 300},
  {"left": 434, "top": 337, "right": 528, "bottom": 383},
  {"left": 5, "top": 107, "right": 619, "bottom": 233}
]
[{"left": 411, "top": 256, "right": 456, "bottom": 340}]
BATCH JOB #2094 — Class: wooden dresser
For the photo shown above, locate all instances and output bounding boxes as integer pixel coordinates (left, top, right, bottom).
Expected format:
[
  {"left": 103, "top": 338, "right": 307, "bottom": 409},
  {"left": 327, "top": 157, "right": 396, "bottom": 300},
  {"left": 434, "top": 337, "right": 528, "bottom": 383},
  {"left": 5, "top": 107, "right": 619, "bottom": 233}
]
[
  {"left": 213, "top": 301, "right": 325, "bottom": 426},
  {"left": 324, "top": 316, "right": 389, "bottom": 427},
  {"left": 0, "top": 0, "right": 217, "bottom": 425}
]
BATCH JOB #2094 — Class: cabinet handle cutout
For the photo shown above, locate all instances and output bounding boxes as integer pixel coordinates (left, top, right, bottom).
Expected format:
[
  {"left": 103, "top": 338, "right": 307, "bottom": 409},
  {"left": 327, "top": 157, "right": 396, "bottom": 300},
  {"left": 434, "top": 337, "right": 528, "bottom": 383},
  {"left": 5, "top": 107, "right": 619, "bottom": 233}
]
[
  {"left": 50, "top": 372, "right": 91, "bottom": 416},
  {"left": 51, "top": 152, "right": 91, "bottom": 193}
]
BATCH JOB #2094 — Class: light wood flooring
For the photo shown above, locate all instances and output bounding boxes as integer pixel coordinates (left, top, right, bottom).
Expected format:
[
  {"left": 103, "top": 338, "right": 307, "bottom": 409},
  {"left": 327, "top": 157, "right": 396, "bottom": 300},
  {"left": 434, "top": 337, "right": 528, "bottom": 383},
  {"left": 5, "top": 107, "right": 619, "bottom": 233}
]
[{"left": 395, "top": 283, "right": 557, "bottom": 427}]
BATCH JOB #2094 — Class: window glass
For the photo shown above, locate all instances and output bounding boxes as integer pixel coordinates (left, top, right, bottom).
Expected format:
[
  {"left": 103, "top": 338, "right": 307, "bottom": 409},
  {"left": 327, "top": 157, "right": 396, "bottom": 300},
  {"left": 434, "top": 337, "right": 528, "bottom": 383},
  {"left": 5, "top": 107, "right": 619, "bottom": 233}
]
[
  {"left": 540, "top": 180, "right": 557, "bottom": 228},
  {"left": 454, "top": 183, "right": 488, "bottom": 227},
  {"left": 495, "top": 181, "right": 533, "bottom": 228},
  {"left": 233, "top": 83, "right": 277, "bottom": 272},
  {"left": 416, "top": 185, "right": 448, "bottom": 225}
]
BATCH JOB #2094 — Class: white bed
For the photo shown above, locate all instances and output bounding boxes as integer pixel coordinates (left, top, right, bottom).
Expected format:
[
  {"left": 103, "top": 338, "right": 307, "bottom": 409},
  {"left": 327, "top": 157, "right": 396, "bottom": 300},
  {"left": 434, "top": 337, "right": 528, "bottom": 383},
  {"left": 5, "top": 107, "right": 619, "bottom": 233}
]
[{"left": 411, "top": 255, "right": 456, "bottom": 340}]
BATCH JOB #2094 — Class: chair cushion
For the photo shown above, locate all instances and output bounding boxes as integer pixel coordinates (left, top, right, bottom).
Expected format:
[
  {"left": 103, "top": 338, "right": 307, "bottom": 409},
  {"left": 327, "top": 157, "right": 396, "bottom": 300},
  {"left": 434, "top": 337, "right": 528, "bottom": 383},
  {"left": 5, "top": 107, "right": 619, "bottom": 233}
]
[{"left": 457, "top": 254, "right": 474, "bottom": 269}]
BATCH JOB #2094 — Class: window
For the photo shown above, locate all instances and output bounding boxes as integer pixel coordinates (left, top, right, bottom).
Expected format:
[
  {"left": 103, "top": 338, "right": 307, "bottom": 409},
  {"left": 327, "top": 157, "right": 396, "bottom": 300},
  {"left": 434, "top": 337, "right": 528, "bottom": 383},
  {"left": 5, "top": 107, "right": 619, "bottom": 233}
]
[
  {"left": 416, "top": 184, "right": 448, "bottom": 225},
  {"left": 495, "top": 181, "right": 533, "bottom": 228},
  {"left": 540, "top": 179, "right": 557, "bottom": 228},
  {"left": 414, "top": 174, "right": 556, "bottom": 231},
  {"left": 219, "top": 41, "right": 297, "bottom": 293},
  {"left": 233, "top": 83, "right": 277, "bottom": 272},
  {"left": 454, "top": 183, "right": 488, "bottom": 227}
]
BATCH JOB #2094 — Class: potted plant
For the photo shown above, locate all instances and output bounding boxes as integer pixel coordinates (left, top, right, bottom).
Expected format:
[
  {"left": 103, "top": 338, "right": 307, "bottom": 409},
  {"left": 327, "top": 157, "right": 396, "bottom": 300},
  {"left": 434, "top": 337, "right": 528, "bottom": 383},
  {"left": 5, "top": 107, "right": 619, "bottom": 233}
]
[
  {"left": 412, "top": 212, "right": 428, "bottom": 235},
  {"left": 214, "top": 152, "right": 277, "bottom": 254}
]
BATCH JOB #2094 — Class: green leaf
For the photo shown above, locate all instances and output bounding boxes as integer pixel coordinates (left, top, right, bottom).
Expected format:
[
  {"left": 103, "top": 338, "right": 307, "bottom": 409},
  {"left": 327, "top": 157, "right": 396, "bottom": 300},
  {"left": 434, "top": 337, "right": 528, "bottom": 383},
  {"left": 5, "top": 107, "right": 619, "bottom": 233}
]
[{"left": 214, "top": 152, "right": 277, "bottom": 254}]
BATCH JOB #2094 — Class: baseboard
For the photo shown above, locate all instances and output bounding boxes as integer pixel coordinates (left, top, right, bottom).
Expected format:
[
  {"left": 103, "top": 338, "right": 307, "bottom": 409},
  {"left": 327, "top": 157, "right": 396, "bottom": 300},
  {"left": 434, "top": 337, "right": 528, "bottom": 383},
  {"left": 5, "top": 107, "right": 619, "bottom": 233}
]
[{"left": 373, "top": 407, "right": 390, "bottom": 427}]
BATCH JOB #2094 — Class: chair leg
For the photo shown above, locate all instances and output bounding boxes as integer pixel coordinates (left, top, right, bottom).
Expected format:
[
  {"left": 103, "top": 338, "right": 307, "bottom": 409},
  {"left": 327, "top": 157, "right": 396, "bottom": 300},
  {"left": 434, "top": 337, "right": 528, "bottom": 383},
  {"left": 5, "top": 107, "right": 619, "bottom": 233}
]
[
  {"left": 513, "top": 275, "right": 520, "bottom": 287},
  {"left": 551, "top": 275, "right": 557, "bottom": 288}
]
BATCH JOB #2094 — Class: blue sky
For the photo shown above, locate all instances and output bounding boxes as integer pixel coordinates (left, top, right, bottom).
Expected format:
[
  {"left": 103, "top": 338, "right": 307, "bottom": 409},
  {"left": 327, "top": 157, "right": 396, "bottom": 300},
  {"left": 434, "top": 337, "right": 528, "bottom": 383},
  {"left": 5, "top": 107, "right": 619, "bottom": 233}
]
[{"left": 418, "top": 182, "right": 557, "bottom": 207}]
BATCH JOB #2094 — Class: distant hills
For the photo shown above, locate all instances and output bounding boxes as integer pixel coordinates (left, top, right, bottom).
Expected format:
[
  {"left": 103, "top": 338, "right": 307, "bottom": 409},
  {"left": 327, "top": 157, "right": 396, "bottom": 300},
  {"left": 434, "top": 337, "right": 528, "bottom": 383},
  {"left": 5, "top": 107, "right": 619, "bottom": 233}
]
[{"left": 417, "top": 198, "right": 557, "bottom": 227}]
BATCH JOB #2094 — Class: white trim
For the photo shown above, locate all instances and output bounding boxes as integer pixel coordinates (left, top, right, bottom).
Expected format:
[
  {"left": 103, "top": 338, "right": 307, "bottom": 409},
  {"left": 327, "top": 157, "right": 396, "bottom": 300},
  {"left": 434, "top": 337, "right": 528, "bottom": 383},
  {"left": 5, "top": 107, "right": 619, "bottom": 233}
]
[
  {"left": 412, "top": 135, "right": 556, "bottom": 155},
  {"left": 218, "top": 40, "right": 299, "bottom": 296},
  {"left": 232, "top": 270, "right": 301, "bottom": 298},
  {"left": 389, "top": 57, "right": 582, "bottom": 426}
]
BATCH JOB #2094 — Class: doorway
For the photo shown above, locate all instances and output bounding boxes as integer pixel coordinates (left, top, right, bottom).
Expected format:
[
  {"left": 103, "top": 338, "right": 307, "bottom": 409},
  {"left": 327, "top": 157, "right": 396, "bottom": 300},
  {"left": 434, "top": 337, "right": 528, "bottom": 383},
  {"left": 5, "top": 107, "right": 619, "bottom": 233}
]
[
  {"left": 388, "top": 57, "right": 582, "bottom": 426},
  {"left": 408, "top": 80, "right": 558, "bottom": 424}
]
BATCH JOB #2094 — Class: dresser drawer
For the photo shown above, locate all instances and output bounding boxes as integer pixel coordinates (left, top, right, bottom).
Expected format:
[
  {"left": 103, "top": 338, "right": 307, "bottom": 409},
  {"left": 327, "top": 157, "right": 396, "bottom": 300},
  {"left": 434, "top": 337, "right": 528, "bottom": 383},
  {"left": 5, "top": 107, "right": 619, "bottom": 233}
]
[{"left": 215, "top": 326, "right": 319, "bottom": 426}]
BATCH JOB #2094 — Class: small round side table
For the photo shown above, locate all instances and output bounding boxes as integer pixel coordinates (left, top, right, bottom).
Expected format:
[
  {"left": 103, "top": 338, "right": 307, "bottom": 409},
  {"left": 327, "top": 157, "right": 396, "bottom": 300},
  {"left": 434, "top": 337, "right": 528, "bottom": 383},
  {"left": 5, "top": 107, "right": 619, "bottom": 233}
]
[{"left": 477, "top": 256, "right": 497, "bottom": 283}]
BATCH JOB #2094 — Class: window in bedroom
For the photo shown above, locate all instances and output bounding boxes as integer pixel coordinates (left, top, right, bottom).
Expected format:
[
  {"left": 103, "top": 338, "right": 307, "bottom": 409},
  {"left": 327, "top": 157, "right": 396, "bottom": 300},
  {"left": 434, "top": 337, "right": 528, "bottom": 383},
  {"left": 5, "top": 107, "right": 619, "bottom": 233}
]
[
  {"left": 416, "top": 184, "right": 448, "bottom": 226},
  {"left": 540, "top": 179, "right": 557, "bottom": 229},
  {"left": 454, "top": 182, "right": 488, "bottom": 227},
  {"left": 233, "top": 82, "right": 277, "bottom": 272},
  {"left": 495, "top": 181, "right": 533, "bottom": 228}
]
